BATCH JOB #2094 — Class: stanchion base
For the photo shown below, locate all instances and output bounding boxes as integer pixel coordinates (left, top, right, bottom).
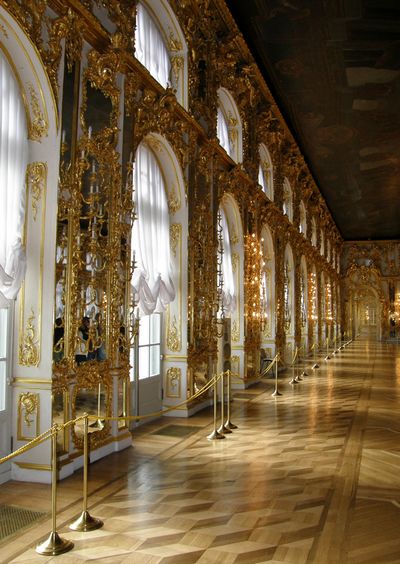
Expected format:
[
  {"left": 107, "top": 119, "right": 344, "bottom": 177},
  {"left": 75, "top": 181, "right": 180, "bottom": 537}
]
[
  {"left": 324, "top": 355, "right": 331, "bottom": 361},
  {"left": 294, "top": 375, "right": 303, "bottom": 382},
  {"left": 289, "top": 378, "right": 298, "bottom": 385},
  {"left": 218, "top": 424, "right": 232, "bottom": 435},
  {"left": 225, "top": 419, "right": 238, "bottom": 430},
  {"left": 69, "top": 510, "right": 103, "bottom": 531},
  {"left": 89, "top": 419, "right": 104, "bottom": 430},
  {"left": 312, "top": 363, "right": 319, "bottom": 369},
  {"left": 272, "top": 390, "right": 282, "bottom": 397},
  {"left": 36, "top": 531, "right": 74, "bottom": 556},
  {"left": 301, "top": 371, "right": 308, "bottom": 377},
  {"left": 207, "top": 429, "right": 225, "bottom": 440}
]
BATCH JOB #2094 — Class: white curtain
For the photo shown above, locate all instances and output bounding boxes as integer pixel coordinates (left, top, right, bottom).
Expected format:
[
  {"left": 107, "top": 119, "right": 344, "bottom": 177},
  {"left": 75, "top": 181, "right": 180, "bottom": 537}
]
[
  {"left": 131, "top": 143, "right": 175, "bottom": 315},
  {"left": 0, "top": 50, "right": 28, "bottom": 301},
  {"left": 220, "top": 208, "right": 236, "bottom": 315},
  {"left": 217, "top": 107, "right": 232, "bottom": 157},
  {"left": 135, "top": 2, "right": 170, "bottom": 89},
  {"left": 258, "top": 164, "right": 266, "bottom": 193}
]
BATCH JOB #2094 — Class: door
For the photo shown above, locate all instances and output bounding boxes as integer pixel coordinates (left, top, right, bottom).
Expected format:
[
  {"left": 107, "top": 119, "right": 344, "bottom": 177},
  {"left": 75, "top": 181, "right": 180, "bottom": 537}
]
[
  {"left": 0, "top": 305, "right": 12, "bottom": 483},
  {"left": 130, "top": 313, "right": 162, "bottom": 422}
]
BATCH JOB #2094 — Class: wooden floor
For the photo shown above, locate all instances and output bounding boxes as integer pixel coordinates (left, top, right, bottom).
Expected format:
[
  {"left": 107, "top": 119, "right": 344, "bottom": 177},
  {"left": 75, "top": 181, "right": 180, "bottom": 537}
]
[{"left": 1, "top": 338, "right": 400, "bottom": 563}]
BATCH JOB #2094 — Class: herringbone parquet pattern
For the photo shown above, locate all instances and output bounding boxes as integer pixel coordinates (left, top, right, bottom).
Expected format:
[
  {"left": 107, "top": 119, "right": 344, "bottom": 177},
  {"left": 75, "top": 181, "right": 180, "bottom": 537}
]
[{"left": 2, "top": 338, "right": 400, "bottom": 563}]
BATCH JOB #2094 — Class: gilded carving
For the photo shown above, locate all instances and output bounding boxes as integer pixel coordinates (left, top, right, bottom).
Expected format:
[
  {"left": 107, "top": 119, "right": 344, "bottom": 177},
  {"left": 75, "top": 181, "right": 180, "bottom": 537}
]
[
  {"left": 231, "top": 320, "right": 239, "bottom": 342},
  {"left": 18, "top": 392, "right": 40, "bottom": 440},
  {"left": 169, "top": 223, "right": 181, "bottom": 257},
  {"left": 19, "top": 309, "right": 39, "bottom": 367},
  {"left": 167, "top": 314, "right": 181, "bottom": 352},
  {"left": 0, "top": 22, "right": 8, "bottom": 38},
  {"left": 166, "top": 367, "right": 181, "bottom": 398},
  {"left": 27, "top": 83, "right": 48, "bottom": 141},
  {"left": 26, "top": 162, "right": 46, "bottom": 221}
]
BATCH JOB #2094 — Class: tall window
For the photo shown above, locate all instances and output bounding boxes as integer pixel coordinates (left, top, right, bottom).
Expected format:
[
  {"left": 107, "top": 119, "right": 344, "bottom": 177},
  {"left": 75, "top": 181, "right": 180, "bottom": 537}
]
[
  {"left": 258, "top": 144, "right": 273, "bottom": 200},
  {"left": 0, "top": 308, "right": 9, "bottom": 411},
  {"left": 0, "top": 49, "right": 28, "bottom": 300},
  {"left": 217, "top": 107, "right": 231, "bottom": 157},
  {"left": 282, "top": 178, "right": 293, "bottom": 222},
  {"left": 217, "top": 88, "right": 242, "bottom": 163},
  {"left": 320, "top": 229, "right": 325, "bottom": 256},
  {"left": 135, "top": 2, "right": 170, "bottom": 89},
  {"left": 219, "top": 208, "right": 236, "bottom": 315},
  {"left": 299, "top": 201, "right": 307, "bottom": 235},
  {"left": 131, "top": 142, "right": 175, "bottom": 315},
  {"left": 311, "top": 217, "right": 317, "bottom": 247},
  {"left": 138, "top": 313, "right": 160, "bottom": 380}
]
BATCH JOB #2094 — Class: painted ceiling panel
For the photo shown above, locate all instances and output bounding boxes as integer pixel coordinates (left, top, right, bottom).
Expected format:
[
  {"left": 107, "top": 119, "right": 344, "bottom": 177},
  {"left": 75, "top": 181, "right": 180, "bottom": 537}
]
[{"left": 227, "top": 0, "right": 400, "bottom": 240}]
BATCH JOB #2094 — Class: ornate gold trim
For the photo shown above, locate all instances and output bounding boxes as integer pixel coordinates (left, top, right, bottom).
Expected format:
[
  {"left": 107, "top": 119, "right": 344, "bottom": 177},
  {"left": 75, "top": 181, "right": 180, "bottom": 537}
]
[
  {"left": 26, "top": 162, "right": 46, "bottom": 221},
  {"left": 19, "top": 309, "right": 39, "bottom": 367},
  {"left": 17, "top": 391, "right": 40, "bottom": 440},
  {"left": 14, "top": 462, "right": 51, "bottom": 471},
  {"left": 166, "top": 366, "right": 181, "bottom": 398},
  {"left": 167, "top": 314, "right": 181, "bottom": 352}
]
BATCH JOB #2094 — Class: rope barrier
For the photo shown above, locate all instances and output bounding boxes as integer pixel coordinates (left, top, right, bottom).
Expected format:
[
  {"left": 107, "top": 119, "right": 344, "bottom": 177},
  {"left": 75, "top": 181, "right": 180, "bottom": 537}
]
[
  {"left": 0, "top": 372, "right": 223, "bottom": 465},
  {"left": 260, "top": 353, "right": 280, "bottom": 378},
  {"left": 0, "top": 426, "right": 55, "bottom": 465}
]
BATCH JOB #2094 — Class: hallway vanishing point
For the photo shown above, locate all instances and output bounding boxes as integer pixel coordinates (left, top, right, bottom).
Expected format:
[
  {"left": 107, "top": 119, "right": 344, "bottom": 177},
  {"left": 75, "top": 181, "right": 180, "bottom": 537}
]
[{"left": 1, "top": 339, "right": 400, "bottom": 563}]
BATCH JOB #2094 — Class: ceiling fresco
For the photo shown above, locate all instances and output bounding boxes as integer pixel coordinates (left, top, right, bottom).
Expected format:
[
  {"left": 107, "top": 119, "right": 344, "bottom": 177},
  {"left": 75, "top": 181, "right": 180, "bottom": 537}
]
[{"left": 227, "top": 0, "right": 400, "bottom": 240}]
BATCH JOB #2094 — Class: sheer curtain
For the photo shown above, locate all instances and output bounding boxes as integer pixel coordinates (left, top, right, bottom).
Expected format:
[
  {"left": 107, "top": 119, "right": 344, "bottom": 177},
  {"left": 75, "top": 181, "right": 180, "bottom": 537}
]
[
  {"left": 220, "top": 208, "right": 236, "bottom": 315},
  {"left": 258, "top": 164, "right": 266, "bottom": 193},
  {"left": 217, "top": 107, "right": 232, "bottom": 157},
  {"left": 135, "top": 2, "right": 170, "bottom": 89},
  {"left": 0, "top": 50, "right": 28, "bottom": 301},
  {"left": 131, "top": 143, "right": 175, "bottom": 315}
]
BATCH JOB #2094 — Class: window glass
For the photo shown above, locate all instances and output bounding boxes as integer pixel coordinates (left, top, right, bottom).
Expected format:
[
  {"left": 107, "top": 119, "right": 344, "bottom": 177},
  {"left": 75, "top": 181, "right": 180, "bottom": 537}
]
[{"left": 135, "top": 2, "right": 170, "bottom": 88}]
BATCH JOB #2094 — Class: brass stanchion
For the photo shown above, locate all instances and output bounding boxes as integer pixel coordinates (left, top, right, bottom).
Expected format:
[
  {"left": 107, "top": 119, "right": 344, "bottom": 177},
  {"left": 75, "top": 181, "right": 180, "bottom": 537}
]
[
  {"left": 289, "top": 347, "right": 299, "bottom": 384},
  {"left": 89, "top": 382, "right": 104, "bottom": 429},
  {"left": 312, "top": 343, "right": 319, "bottom": 369},
  {"left": 271, "top": 355, "right": 282, "bottom": 397},
  {"left": 324, "top": 337, "right": 331, "bottom": 360},
  {"left": 70, "top": 414, "right": 103, "bottom": 531},
  {"left": 207, "top": 375, "right": 225, "bottom": 440},
  {"left": 217, "top": 371, "right": 231, "bottom": 434},
  {"left": 224, "top": 370, "right": 238, "bottom": 430},
  {"left": 36, "top": 425, "right": 74, "bottom": 556},
  {"left": 299, "top": 346, "right": 308, "bottom": 378}
]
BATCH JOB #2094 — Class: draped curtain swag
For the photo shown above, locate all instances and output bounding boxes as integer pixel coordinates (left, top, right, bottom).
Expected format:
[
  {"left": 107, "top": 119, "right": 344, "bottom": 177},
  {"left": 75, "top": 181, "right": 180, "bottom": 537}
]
[{"left": 131, "top": 143, "right": 175, "bottom": 315}]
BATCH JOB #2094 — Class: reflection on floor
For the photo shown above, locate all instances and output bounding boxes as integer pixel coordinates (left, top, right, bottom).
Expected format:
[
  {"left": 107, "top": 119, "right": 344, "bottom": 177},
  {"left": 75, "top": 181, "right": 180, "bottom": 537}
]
[{"left": 1, "top": 338, "right": 400, "bottom": 563}]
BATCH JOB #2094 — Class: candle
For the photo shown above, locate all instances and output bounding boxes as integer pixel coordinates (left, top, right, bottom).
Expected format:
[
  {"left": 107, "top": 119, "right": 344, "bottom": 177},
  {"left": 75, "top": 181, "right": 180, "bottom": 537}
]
[
  {"left": 92, "top": 159, "right": 96, "bottom": 173},
  {"left": 61, "top": 129, "right": 66, "bottom": 144},
  {"left": 88, "top": 126, "right": 92, "bottom": 139}
]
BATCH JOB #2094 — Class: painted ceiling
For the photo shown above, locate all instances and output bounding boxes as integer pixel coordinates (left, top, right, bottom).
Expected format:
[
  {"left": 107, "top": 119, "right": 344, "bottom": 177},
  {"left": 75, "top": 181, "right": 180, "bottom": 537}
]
[{"left": 227, "top": 0, "right": 400, "bottom": 240}]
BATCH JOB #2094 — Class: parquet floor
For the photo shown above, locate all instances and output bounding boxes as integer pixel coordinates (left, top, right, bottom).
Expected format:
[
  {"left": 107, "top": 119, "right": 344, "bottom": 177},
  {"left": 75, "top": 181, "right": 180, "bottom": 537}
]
[{"left": 1, "top": 338, "right": 400, "bottom": 563}]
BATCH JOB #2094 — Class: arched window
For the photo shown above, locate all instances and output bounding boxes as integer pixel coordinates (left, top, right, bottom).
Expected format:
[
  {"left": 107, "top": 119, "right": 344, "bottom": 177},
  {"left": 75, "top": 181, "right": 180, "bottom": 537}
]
[
  {"left": 217, "top": 107, "right": 231, "bottom": 157},
  {"left": 261, "top": 226, "right": 275, "bottom": 340},
  {"left": 135, "top": 2, "right": 170, "bottom": 89},
  {"left": 0, "top": 49, "right": 28, "bottom": 300},
  {"left": 135, "top": 1, "right": 188, "bottom": 108},
  {"left": 311, "top": 217, "right": 317, "bottom": 247},
  {"left": 282, "top": 178, "right": 293, "bottom": 222},
  {"left": 258, "top": 144, "right": 273, "bottom": 200},
  {"left": 299, "top": 201, "right": 307, "bottom": 235},
  {"left": 320, "top": 228, "right": 325, "bottom": 256},
  {"left": 284, "top": 245, "right": 294, "bottom": 334},
  {"left": 218, "top": 207, "right": 236, "bottom": 315},
  {"left": 131, "top": 142, "right": 175, "bottom": 315},
  {"left": 217, "top": 88, "right": 242, "bottom": 163},
  {"left": 300, "top": 257, "right": 308, "bottom": 330},
  {"left": 326, "top": 239, "right": 331, "bottom": 262}
]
